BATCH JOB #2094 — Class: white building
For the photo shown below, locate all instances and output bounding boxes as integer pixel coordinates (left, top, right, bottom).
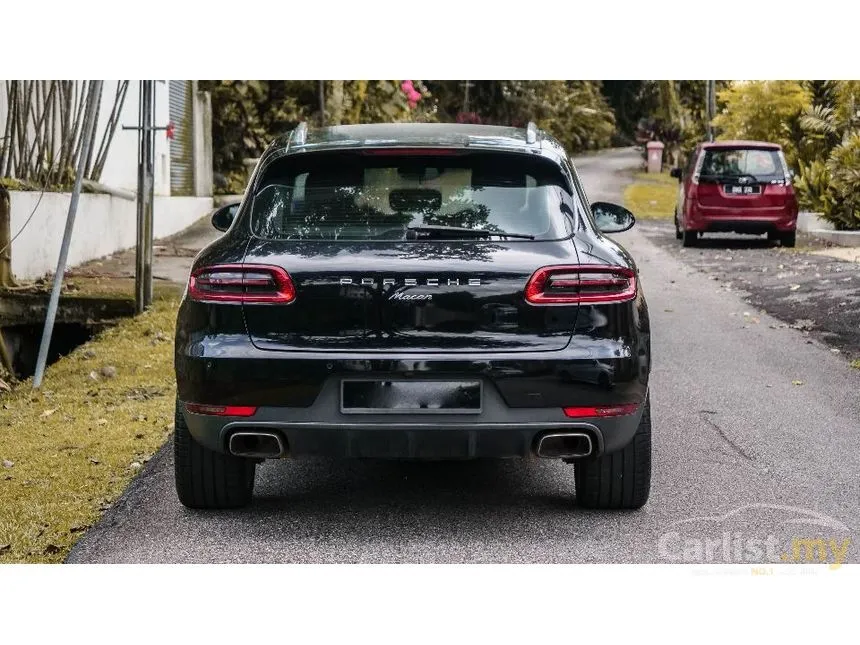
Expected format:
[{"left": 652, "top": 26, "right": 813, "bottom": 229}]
[{"left": 0, "top": 80, "right": 214, "bottom": 279}]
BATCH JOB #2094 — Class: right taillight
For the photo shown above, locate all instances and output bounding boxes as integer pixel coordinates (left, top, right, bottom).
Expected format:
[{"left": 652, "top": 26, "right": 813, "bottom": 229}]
[
  {"left": 524, "top": 265, "right": 637, "bottom": 305},
  {"left": 189, "top": 264, "right": 295, "bottom": 303}
]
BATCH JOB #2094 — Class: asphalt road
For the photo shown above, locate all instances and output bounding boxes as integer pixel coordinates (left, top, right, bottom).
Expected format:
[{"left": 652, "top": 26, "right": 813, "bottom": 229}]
[{"left": 68, "top": 148, "right": 860, "bottom": 564}]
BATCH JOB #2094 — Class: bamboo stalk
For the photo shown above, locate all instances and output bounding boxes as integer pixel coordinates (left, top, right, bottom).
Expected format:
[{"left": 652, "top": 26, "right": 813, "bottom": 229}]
[
  {"left": 68, "top": 81, "right": 89, "bottom": 184},
  {"left": 91, "top": 81, "right": 128, "bottom": 181},
  {"left": 0, "top": 81, "right": 14, "bottom": 175},
  {"left": 83, "top": 81, "right": 103, "bottom": 179}
]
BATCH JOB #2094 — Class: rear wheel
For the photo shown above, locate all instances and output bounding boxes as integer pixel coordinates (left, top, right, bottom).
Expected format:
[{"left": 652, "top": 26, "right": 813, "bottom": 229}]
[
  {"left": 682, "top": 230, "right": 698, "bottom": 247},
  {"left": 174, "top": 399, "right": 256, "bottom": 509},
  {"left": 780, "top": 231, "right": 796, "bottom": 248},
  {"left": 574, "top": 395, "right": 652, "bottom": 509}
]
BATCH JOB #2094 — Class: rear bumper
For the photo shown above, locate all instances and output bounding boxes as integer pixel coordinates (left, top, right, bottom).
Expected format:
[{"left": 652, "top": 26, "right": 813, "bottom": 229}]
[
  {"left": 687, "top": 204, "right": 797, "bottom": 233},
  {"left": 176, "top": 334, "right": 649, "bottom": 459},
  {"left": 181, "top": 381, "right": 645, "bottom": 460}
]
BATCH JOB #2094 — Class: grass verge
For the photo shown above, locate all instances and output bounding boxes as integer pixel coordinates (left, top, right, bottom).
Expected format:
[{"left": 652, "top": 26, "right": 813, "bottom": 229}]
[
  {"left": 0, "top": 299, "right": 179, "bottom": 563},
  {"left": 623, "top": 171, "right": 679, "bottom": 220}
]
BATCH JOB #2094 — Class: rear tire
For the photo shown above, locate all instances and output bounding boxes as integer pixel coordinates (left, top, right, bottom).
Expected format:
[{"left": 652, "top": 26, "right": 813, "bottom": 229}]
[
  {"left": 574, "top": 395, "right": 652, "bottom": 510},
  {"left": 682, "top": 230, "right": 698, "bottom": 247},
  {"left": 174, "top": 399, "right": 256, "bottom": 509},
  {"left": 780, "top": 231, "right": 796, "bottom": 248}
]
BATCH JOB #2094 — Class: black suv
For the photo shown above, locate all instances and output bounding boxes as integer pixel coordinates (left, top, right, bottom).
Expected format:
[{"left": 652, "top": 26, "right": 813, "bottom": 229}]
[{"left": 174, "top": 122, "right": 651, "bottom": 510}]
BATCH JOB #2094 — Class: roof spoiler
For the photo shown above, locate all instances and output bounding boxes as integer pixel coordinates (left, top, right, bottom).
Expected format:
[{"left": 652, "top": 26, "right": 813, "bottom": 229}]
[
  {"left": 291, "top": 121, "right": 308, "bottom": 147},
  {"left": 526, "top": 121, "right": 539, "bottom": 144}
]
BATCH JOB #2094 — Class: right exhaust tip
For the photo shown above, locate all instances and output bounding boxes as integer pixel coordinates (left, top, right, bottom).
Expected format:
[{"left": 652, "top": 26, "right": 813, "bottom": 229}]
[
  {"left": 536, "top": 432, "right": 593, "bottom": 459},
  {"left": 228, "top": 431, "right": 287, "bottom": 459}
]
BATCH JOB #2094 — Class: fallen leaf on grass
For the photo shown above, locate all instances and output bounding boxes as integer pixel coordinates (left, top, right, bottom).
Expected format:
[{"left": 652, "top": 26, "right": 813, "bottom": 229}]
[
  {"left": 2, "top": 459, "right": 13, "bottom": 468},
  {"left": 99, "top": 365, "right": 117, "bottom": 379},
  {"left": 43, "top": 544, "right": 62, "bottom": 555},
  {"left": 89, "top": 457, "right": 100, "bottom": 465},
  {"left": 40, "top": 409, "right": 57, "bottom": 418},
  {"left": 0, "top": 544, "right": 10, "bottom": 554}
]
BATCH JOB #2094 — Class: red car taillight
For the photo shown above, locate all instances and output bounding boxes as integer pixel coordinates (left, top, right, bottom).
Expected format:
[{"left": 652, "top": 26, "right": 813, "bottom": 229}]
[
  {"left": 563, "top": 403, "right": 640, "bottom": 418},
  {"left": 524, "top": 265, "right": 637, "bottom": 305},
  {"left": 188, "top": 264, "right": 295, "bottom": 303},
  {"left": 184, "top": 403, "right": 258, "bottom": 417}
]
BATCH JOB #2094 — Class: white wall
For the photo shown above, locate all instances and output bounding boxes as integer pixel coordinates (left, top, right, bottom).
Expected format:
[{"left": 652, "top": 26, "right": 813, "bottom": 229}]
[
  {"left": 8, "top": 191, "right": 212, "bottom": 280},
  {"left": 97, "top": 81, "right": 172, "bottom": 195}
]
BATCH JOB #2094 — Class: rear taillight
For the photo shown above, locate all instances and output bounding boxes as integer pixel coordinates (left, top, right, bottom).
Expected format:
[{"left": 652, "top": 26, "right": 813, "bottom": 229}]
[
  {"left": 524, "top": 265, "right": 637, "bottom": 305},
  {"left": 563, "top": 403, "right": 640, "bottom": 418},
  {"left": 184, "top": 403, "right": 258, "bottom": 417},
  {"left": 691, "top": 151, "right": 705, "bottom": 185},
  {"left": 189, "top": 264, "right": 295, "bottom": 303},
  {"left": 777, "top": 150, "right": 793, "bottom": 186}
]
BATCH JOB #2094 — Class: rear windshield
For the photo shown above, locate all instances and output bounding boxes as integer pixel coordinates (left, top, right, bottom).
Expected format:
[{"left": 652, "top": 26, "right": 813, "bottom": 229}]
[
  {"left": 249, "top": 152, "right": 573, "bottom": 241},
  {"left": 698, "top": 148, "right": 786, "bottom": 182}
]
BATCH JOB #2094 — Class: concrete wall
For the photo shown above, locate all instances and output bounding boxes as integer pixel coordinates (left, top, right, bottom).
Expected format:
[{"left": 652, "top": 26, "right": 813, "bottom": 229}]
[{"left": 8, "top": 191, "right": 212, "bottom": 280}]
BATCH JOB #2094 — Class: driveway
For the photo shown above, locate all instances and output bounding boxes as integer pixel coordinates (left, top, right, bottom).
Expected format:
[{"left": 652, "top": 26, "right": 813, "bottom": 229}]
[{"left": 68, "top": 148, "right": 860, "bottom": 564}]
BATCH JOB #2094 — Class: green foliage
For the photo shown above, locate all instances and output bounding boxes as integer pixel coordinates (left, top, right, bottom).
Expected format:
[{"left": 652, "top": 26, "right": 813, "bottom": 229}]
[
  {"left": 794, "top": 81, "right": 860, "bottom": 229},
  {"left": 822, "top": 134, "right": 860, "bottom": 230},
  {"left": 712, "top": 81, "right": 812, "bottom": 167},
  {"left": 201, "top": 80, "right": 438, "bottom": 193},
  {"left": 794, "top": 159, "right": 833, "bottom": 213},
  {"left": 423, "top": 80, "right": 615, "bottom": 153},
  {"left": 204, "top": 80, "right": 617, "bottom": 193}
]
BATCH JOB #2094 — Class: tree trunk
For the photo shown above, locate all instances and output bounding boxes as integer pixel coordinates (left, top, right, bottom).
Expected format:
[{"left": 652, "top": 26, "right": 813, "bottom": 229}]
[
  {"left": 328, "top": 80, "right": 344, "bottom": 126},
  {"left": 318, "top": 80, "right": 326, "bottom": 127},
  {"left": 0, "top": 185, "right": 14, "bottom": 287}
]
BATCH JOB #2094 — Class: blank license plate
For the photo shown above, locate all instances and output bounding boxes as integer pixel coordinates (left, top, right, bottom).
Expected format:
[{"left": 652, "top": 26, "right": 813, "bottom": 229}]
[{"left": 341, "top": 380, "right": 482, "bottom": 414}]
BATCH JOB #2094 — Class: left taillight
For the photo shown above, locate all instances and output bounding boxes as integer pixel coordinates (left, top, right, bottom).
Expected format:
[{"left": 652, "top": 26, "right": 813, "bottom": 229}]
[
  {"left": 188, "top": 264, "right": 295, "bottom": 303},
  {"left": 184, "top": 403, "right": 257, "bottom": 416},
  {"left": 524, "top": 265, "right": 637, "bottom": 305}
]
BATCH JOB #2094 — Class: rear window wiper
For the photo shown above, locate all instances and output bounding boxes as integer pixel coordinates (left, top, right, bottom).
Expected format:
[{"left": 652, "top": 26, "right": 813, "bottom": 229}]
[{"left": 405, "top": 225, "right": 535, "bottom": 240}]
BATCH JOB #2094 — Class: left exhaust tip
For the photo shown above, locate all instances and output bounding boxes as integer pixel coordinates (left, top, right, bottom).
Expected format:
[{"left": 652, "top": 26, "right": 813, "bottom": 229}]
[{"left": 228, "top": 431, "right": 287, "bottom": 459}]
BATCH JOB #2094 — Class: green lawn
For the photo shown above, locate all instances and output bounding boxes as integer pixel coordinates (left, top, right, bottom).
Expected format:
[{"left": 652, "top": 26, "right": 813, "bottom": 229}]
[
  {"left": 0, "top": 300, "right": 179, "bottom": 563},
  {"left": 623, "top": 171, "right": 679, "bottom": 220}
]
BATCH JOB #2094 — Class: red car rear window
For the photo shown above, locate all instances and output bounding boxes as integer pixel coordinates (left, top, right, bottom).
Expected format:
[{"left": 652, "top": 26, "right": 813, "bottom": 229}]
[{"left": 699, "top": 148, "right": 786, "bottom": 182}]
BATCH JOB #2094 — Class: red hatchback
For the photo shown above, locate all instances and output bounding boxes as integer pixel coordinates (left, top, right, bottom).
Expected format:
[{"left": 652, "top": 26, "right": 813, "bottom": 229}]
[{"left": 671, "top": 141, "right": 799, "bottom": 247}]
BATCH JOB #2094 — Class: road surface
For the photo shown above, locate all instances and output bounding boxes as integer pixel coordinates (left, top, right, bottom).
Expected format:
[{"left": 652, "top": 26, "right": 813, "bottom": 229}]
[{"left": 68, "top": 149, "right": 860, "bottom": 564}]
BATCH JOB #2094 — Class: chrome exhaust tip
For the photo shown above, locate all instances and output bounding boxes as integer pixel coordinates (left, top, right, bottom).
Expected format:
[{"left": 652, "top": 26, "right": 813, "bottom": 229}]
[
  {"left": 228, "top": 431, "right": 287, "bottom": 459},
  {"left": 535, "top": 432, "right": 593, "bottom": 459}
]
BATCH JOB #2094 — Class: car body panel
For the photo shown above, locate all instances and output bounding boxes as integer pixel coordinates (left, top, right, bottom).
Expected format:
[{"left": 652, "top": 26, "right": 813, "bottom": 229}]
[{"left": 174, "top": 123, "right": 650, "bottom": 460}]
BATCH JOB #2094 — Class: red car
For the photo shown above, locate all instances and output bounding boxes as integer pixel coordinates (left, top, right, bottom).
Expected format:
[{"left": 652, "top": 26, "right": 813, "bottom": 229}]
[{"left": 671, "top": 141, "right": 799, "bottom": 247}]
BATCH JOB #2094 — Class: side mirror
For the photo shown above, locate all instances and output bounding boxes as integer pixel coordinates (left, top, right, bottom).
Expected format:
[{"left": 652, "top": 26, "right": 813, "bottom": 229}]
[
  {"left": 211, "top": 203, "right": 239, "bottom": 232},
  {"left": 591, "top": 201, "right": 636, "bottom": 234},
  {"left": 669, "top": 167, "right": 682, "bottom": 180}
]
